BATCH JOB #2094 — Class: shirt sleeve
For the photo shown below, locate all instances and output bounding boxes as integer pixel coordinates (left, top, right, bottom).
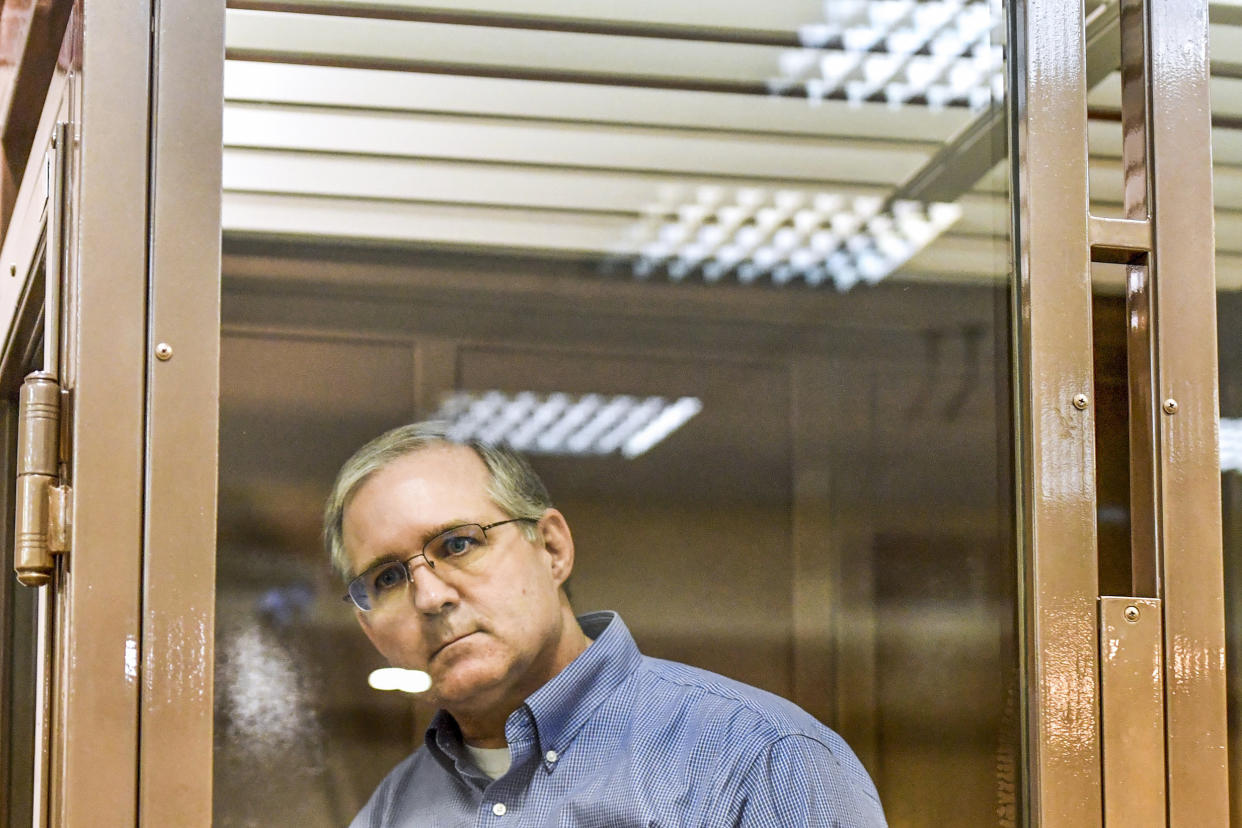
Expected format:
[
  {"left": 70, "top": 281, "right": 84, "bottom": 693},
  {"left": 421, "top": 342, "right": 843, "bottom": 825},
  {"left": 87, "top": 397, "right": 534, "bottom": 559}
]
[
  {"left": 349, "top": 775, "right": 389, "bottom": 828},
  {"left": 732, "top": 734, "right": 888, "bottom": 828}
]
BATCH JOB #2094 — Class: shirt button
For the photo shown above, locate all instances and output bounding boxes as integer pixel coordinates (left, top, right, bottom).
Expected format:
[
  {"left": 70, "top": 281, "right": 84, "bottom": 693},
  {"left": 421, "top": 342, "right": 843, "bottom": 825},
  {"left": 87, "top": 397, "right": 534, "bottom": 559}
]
[
  {"left": 492, "top": 803, "right": 507, "bottom": 817},
  {"left": 545, "top": 750, "right": 558, "bottom": 763}
]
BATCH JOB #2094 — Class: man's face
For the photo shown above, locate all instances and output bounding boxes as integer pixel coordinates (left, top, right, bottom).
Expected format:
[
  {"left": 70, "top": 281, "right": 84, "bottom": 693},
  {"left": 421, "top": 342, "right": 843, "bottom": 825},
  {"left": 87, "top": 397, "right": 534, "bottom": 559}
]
[{"left": 342, "top": 445, "right": 574, "bottom": 716}]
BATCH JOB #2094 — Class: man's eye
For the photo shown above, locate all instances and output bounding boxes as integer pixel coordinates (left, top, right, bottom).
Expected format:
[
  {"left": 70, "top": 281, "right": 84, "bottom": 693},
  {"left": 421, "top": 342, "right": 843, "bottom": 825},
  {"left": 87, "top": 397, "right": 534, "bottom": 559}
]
[
  {"left": 432, "top": 533, "right": 479, "bottom": 561},
  {"left": 370, "top": 564, "right": 407, "bottom": 592},
  {"left": 441, "top": 535, "right": 478, "bottom": 557}
]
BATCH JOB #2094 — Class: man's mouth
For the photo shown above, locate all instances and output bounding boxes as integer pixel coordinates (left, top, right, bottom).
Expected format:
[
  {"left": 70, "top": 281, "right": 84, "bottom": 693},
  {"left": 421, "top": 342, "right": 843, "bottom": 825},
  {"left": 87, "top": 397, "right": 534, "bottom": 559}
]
[{"left": 431, "top": 631, "right": 478, "bottom": 659}]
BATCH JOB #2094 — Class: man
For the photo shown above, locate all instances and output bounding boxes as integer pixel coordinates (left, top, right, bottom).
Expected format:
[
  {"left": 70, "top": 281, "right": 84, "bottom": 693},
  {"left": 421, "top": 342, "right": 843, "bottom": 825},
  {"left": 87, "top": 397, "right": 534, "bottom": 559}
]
[{"left": 326, "top": 421, "right": 886, "bottom": 827}]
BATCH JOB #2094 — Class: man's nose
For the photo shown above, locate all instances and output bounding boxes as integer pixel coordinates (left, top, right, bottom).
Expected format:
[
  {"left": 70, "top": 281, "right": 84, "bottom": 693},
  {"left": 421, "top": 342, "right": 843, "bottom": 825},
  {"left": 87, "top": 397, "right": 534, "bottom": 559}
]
[{"left": 407, "top": 560, "right": 459, "bottom": 614}]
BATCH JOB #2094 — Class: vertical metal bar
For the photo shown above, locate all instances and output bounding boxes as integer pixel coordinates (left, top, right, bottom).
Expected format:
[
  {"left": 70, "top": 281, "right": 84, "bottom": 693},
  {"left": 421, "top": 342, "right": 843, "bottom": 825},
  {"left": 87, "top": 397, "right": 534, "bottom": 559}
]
[
  {"left": 42, "top": 122, "right": 67, "bottom": 381},
  {"left": 1118, "top": 0, "right": 1161, "bottom": 598},
  {"left": 1011, "top": 0, "right": 1102, "bottom": 822},
  {"left": 1126, "top": 258, "right": 1159, "bottom": 596},
  {"left": 1146, "top": 0, "right": 1231, "bottom": 819},
  {"left": 1118, "top": 0, "right": 1149, "bottom": 222},
  {"left": 139, "top": 0, "right": 223, "bottom": 823},
  {"left": 52, "top": 0, "right": 151, "bottom": 822}
]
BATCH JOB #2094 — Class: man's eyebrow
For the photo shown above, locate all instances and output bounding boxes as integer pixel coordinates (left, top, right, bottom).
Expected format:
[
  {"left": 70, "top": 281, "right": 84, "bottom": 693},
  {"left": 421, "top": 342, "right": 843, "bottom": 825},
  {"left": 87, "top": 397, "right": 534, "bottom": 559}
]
[
  {"left": 417, "top": 519, "right": 474, "bottom": 546},
  {"left": 353, "top": 518, "right": 474, "bottom": 576}
]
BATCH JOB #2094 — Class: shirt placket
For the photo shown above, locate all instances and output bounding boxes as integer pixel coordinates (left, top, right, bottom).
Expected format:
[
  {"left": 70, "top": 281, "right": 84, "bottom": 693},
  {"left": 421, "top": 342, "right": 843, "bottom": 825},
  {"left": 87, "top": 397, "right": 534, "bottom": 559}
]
[{"left": 474, "top": 711, "right": 541, "bottom": 826}]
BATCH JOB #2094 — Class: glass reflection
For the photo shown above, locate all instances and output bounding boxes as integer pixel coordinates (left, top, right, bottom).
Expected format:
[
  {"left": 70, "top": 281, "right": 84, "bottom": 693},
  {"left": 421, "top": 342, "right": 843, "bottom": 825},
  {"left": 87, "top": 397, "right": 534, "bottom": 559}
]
[
  {"left": 1210, "top": 9, "right": 1242, "bottom": 825},
  {"left": 216, "top": 0, "right": 1019, "bottom": 824}
]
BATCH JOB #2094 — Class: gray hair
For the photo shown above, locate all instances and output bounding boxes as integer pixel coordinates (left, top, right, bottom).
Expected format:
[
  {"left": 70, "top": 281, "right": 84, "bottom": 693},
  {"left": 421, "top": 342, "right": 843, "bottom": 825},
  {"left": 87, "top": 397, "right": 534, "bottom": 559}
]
[{"left": 324, "top": 421, "right": 552, "bottom": 578}]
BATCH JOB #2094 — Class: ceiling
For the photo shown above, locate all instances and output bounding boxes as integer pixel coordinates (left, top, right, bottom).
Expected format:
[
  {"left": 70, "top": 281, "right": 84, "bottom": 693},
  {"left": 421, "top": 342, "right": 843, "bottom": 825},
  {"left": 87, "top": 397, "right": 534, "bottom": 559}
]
[{"left": 218, "top": 0, "right": 1242, "bottom": 290}]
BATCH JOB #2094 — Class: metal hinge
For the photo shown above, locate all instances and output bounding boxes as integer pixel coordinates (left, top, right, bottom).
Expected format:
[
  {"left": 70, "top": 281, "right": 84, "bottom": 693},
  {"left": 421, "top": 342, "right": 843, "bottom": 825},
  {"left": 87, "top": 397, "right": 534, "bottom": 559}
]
[
  {"left": 13, "top": 122, "right": 71, "bottom": 587},
  {"left": 14, "top": 375, "right": 69, "bottom": 584}
]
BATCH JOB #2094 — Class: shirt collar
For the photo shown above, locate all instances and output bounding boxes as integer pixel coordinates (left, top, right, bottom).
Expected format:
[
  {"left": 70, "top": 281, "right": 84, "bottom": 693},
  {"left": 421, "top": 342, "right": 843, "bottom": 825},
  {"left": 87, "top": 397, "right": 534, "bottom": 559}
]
[
  {"left": 424, "top": 611, "right": 641, "bottom": 775},
  {"left": 520, "top": 611, "right": 641, "bottom": 757}
]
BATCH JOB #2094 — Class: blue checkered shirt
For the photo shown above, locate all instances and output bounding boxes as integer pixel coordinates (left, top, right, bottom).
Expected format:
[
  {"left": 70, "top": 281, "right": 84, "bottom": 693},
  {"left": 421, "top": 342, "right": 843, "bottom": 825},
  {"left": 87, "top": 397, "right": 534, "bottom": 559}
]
[{"left": 351, "top": 611, "right": 886, "bottom": 827}]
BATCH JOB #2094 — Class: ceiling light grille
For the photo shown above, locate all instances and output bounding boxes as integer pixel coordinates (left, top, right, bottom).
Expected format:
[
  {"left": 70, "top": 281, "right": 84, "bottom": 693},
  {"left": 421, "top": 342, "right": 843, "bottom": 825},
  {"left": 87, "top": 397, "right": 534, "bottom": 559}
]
[
  {"left": 770, "top": 0, "right": 1005, "bottom": 110},
  {"left": 435, "top": 391, "right": 703, "bottom": 458},
  {"left": 623, "top": 186, "right": 961, "bottom": 290}
]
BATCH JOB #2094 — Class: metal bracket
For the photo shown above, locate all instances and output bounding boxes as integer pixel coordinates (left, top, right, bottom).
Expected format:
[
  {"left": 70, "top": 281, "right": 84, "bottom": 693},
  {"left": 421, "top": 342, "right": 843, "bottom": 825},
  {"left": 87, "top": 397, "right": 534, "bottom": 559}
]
[
  {"left": 47, "top": 482, "right": 72, "bottom": 554},
  {"left": 1099, "top": 596, "right": 1166, "bottom": 826},
  {"left": 1088, "top": 215, "right": 1152, "bottom": 264}
]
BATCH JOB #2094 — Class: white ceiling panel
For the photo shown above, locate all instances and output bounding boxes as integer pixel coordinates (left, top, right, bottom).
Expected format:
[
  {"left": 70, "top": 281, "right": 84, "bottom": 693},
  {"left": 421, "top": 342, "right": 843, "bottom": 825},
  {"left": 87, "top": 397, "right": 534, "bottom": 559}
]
[
  {"left": 229, "top": 0, "right": 824, "bottom": 34},
  {"left": 226, "top": 10, "right": 787, "bottom": 85},
  {"left": 223, "top": 191, "right": 631, "bottom": 253},
  {"left": 223, "top": 61, "right": 969, "bottom": 144},
  {"left": 223, "top": 104, "right": 932, "bottom": 185},
  {"left": 222, "top": 148, "right": 898, "bottom": 212}
]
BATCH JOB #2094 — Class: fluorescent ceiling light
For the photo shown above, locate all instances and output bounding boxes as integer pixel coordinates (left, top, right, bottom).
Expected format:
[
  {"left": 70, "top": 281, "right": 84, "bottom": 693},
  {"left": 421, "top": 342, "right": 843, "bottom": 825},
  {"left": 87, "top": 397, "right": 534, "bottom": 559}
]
[
  {"left": 623, "top": 186, "right": 960, "bottom": 290},
  {"left": 771, "top": 0, "right": 1004, "bottom": 111},
  {"left": 368, "top": 668, "right": 432, "bottom": 694},
  {"left": 435, "top": 391, "right": 702, "bottom": 458},
  {"left": 1221, "top": 418, "right": 1242, "bottom": 473}
]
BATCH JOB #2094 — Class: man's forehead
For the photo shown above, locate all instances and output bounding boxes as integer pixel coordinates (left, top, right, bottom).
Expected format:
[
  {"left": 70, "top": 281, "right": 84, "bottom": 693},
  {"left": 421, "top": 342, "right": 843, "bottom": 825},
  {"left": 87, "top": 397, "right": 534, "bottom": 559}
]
[
  {"left": 366, "top": 443, "right": 490, "bottom": 497},
  {"left": 341, "top": 443, "right": 494, "bottom": 556}
]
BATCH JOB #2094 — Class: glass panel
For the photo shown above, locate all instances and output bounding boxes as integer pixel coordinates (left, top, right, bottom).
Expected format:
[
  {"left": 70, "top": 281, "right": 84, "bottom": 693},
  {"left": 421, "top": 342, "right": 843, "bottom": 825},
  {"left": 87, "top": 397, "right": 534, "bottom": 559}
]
[
  {"left": 215, "top": 2, "right": 1020, "bottom": 825},
  {"left": 1, "top": 252, "right": 47, "bottom": 826},
  {"left": 1217, "top": 2, "right": 1242, "bottom": 818}
]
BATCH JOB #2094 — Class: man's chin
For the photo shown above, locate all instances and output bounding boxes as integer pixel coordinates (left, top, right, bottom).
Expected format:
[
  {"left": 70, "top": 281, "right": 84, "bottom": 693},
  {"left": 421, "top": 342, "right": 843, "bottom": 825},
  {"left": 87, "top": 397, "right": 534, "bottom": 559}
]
[{"left": 428, "top": 661, "right": 507, "bottom": 708}]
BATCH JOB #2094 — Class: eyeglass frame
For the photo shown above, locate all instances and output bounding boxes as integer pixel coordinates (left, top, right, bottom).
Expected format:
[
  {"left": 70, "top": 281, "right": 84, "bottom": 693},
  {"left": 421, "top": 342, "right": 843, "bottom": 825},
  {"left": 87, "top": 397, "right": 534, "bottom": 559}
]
[{"left": 341, "top": 517, "right": 540, "bottom": 611}]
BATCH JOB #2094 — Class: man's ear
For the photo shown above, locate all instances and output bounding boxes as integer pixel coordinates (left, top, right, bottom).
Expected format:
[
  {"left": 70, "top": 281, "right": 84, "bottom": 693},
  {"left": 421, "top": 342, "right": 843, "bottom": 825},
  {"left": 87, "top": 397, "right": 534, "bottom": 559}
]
[{"left": 536, "top": 508, "right": 575, "bottom": 586}]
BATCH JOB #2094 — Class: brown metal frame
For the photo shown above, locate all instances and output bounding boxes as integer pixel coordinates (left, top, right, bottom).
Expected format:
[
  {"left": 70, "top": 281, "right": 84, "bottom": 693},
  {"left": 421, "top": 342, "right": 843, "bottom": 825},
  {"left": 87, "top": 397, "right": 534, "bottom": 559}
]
[
  {"left": 0, "top": 0, "right": 224, "bottom": 821},
  {"left": 1147, "top": 0, "right": 1230, "bottom": 818},
  {"left": 1016, "top": 0, "right": 1229, "bottom": 822},
  {"left": 0, "top": 0, "right": 223, "bottom": 820},
  {"left": 139, "top": 0, "right": 223, "bottom": 822},
  {"left": 0, "top": 0, "right": 160, "bottom": 821},
  {"left": 0, "top": 2, "right": 157, "bottom": 820},
  {"left": 51, "top": 1, "right": 152, "bottom": 823},
  {"left": 1011, "top": 0, "right": 1102, "bottom": 820}
]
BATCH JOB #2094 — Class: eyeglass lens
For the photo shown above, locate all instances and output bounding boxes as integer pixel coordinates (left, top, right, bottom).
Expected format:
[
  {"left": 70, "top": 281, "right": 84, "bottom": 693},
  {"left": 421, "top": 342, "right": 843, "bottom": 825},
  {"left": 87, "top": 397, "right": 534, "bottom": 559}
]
[{"left": 347, "top": 523, "right": 495, "bottom": 611}]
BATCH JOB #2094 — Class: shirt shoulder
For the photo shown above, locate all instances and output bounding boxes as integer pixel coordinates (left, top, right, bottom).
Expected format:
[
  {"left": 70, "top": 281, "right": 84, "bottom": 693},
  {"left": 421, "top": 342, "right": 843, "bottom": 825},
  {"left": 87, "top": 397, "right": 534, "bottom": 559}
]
[
  {"left": 620, "top": 656, "right": 885, "bottom": 822},
  {"left": 635, "top": 656, "right": 834, "bottom": 744},
  {"left": 349, "top": 746, "right": 469, "bottom": 828}
]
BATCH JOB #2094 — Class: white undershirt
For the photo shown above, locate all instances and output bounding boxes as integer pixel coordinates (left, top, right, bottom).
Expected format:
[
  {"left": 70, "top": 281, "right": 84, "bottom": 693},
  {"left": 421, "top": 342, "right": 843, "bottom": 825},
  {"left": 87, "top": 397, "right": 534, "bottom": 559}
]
[{"left": 464, "top": 744, "right": 512, "bottom": 780}]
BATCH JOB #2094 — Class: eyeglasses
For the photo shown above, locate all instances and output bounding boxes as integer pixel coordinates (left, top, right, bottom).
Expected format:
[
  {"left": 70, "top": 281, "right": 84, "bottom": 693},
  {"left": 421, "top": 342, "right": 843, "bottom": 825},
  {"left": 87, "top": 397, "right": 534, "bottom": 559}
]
[{"left": 343, "top": 518, "right": 537, "bottom": 612}]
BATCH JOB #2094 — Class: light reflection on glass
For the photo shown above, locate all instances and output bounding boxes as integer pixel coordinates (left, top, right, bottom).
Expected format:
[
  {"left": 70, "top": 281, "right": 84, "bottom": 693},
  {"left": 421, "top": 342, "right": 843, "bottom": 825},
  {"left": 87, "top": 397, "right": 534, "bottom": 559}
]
[
  {"left": 368, "top": 668, "right": 432, "bottom": 694},
  {"left": 1221, "top": 418, "right": 1242, "bottom": 473},
  {"left": 437, "top": 391, "right": 702, "bottom": 458},
  {"left": 625, "top": 187, "right": 962, "bottom": 290},
  {"left": 770, "top": 0, "right": 1005, "bottom": 110}
]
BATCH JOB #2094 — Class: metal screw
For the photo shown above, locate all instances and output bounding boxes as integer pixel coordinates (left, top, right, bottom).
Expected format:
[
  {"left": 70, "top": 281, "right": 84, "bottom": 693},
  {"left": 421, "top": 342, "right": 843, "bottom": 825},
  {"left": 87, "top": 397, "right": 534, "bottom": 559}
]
[
  {"left": 1163, "top": 398, "right": 1179, "bottom": 415},
  {"left": 154, "top": 342, "right": 173, "bottom": 361},
  {"left": 8, "top": 263, "right": 14, "bottom": 277},
  {"left": 1123, "top": 605, "right": 1140, "bottom": 623},
  {"left": 1072, "top": 393, "right": 1089, "bottom": 410}
]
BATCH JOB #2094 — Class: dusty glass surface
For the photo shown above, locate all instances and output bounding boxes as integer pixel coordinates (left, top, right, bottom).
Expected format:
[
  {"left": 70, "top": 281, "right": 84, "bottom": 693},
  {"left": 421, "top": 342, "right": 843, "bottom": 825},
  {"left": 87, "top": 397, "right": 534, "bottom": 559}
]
[{"left": 214, "top": 2, "right": 1022, "bottom": 825}]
